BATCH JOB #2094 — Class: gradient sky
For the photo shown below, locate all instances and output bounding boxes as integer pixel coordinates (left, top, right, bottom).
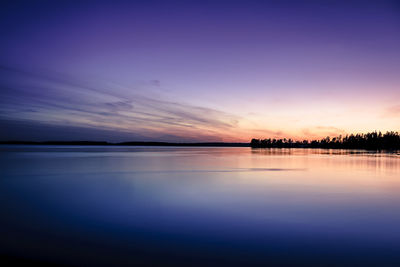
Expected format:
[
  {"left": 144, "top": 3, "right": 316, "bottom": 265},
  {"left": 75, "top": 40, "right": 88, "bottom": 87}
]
[{"left": 1, "top": 0, "right": 399, "bottom": 142}]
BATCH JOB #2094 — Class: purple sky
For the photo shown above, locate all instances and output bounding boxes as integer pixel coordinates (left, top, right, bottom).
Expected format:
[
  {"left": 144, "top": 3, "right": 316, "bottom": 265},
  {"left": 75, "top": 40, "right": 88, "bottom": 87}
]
[{"left": 1, "top": 0, "right": 399, "bottom": 141}]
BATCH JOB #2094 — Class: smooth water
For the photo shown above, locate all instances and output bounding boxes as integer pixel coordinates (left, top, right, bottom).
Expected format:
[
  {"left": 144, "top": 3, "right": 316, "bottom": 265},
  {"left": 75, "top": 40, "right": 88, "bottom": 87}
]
[{"left": 1, "top": 146, "right": 400, "bottom": 266}]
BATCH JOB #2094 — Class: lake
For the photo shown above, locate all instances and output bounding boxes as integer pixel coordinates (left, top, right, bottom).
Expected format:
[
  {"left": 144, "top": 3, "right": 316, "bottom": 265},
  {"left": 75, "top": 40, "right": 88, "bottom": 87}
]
[{"left": 1, "top": 146, "right": 400, "bottom": 266}]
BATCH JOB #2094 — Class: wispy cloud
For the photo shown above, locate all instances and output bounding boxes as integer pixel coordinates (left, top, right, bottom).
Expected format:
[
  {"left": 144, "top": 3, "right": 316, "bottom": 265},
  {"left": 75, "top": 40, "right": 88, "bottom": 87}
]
[
  {"left": 0, "top": 66, "right": 243, "bottom": 141},
  {"left": 382, "top": 105, "right": 400, "bottom": 118},
  {"left": 302, "top": 126, "right": 347, "bottom": 139}
]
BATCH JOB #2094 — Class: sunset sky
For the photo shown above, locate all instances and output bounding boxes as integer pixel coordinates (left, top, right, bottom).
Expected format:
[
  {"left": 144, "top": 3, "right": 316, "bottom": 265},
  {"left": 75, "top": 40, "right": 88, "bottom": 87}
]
[{"left": 1, "top": 0, "right": 399, "bottom": 142}]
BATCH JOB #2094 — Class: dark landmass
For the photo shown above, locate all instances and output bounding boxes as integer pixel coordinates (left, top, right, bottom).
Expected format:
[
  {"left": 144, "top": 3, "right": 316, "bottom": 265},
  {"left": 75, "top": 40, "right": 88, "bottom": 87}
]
[
  {"left": 1, "top": 131, "right": 399, "bottom": 150},
  {"left": 0, "top": 140, "right": 250, "bottom": 147},
  {"left": 251, "top": 131, "right": 400, "bottom": 150}
]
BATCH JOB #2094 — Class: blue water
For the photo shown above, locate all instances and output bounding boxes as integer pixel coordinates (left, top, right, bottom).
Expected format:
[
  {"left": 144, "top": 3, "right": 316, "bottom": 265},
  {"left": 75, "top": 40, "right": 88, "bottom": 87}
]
[{"left": 1, "top": 146, "right": 400, "bottom": 266}]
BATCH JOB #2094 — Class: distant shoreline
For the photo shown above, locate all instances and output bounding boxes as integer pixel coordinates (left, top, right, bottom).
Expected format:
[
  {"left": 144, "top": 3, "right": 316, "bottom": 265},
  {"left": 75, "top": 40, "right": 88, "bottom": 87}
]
[
  {"left": 0, "top": 141, "right": 250, "bottom": 147},
  {"left": 1, "top": 130, "right": 399, "bottom": 151},
  {"left": 0, "top": 142, "right": 398, "bottom": 152},
  {"left": 250, "top": 131, "right": 400, "bottom": 150}
]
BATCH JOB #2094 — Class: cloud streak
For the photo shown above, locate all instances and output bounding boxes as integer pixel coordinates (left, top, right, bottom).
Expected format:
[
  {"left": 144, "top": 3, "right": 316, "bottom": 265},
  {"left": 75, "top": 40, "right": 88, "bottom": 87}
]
[
  {"left": 0, "top": 66, "right": 244, "bottom": 141},
  {"left": 1, "top": 64, "right": 396, "bottom": 142},
  {"left": 383, "top": 105, "right": 400, "bottom": 118}
]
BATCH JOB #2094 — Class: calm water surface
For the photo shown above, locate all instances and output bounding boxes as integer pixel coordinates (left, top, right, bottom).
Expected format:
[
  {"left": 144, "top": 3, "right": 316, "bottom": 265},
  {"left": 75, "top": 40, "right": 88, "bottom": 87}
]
[{"left": 1, "top": 146, "right": 400, "bottom": 266}]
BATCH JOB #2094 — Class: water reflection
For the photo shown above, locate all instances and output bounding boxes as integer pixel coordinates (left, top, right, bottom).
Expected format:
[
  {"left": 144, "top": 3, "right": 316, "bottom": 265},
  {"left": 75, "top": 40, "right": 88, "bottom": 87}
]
[{"left": 0, "top": 146, "right": 400, "bottom": 266}]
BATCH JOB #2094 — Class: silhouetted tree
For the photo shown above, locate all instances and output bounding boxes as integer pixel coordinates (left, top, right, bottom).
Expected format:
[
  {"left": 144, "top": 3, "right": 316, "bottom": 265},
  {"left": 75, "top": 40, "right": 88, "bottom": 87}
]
[{"left": 250, "top": 131, "right": 400, "bottom": 150}]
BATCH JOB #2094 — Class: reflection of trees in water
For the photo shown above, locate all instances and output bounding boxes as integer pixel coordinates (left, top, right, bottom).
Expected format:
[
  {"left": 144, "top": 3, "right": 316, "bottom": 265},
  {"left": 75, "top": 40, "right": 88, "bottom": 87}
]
[{"left": 251, "top": 131, "right": 400, "bottom": 150}]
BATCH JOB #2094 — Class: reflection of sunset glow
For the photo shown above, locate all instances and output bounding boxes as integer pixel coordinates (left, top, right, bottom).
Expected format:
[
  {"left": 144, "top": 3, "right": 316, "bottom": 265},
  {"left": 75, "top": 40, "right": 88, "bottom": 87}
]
[
  {"left": 1, "top": 146, "right": 400, "bottom": 265},
  {"left": 102, "top": 147, "right": 400, "bottom": 193}
]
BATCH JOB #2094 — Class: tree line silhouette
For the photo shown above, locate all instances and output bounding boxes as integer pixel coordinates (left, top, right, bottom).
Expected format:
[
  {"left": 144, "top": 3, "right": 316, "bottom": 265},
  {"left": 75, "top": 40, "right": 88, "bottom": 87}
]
[{"left": 251, "top": 131, "right": 400, "bottom": 150}]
